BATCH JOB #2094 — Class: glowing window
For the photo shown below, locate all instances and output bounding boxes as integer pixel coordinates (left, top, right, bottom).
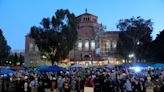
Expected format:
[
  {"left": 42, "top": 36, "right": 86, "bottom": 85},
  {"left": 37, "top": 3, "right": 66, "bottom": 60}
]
[
  {"left": 84, "top": 40, "right": 89, "bottom": 51},
  {"left": 106, "top": 40, "right": 111, "bottom": 49},
  {"left": 78, "top": 40, "right": 82, "bottom": 51},
  {"left": 112, "top": 41, "right": 117, "bottom": 48},
  {"left": 90, "top": 40, "right": 95, "bottom": 50}
]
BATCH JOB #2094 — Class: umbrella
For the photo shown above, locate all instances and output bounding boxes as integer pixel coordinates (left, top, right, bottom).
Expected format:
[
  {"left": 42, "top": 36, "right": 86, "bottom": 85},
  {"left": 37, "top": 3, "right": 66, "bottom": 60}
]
[{"left": 0, "top": 69, "right": 16, "bottom": 74}]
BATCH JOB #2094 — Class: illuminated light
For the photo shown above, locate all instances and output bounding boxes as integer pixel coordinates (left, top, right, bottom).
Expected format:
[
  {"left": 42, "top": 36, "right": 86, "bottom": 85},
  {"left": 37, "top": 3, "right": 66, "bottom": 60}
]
[
  {"left": 129, "top": 54, "right": 134, "bottom": 58},
  {"left": 129, "top": 67, "right": 141, "bottom": 73},
  {"left": 16, "top": 62, "right": 20, "bottom": 66},
  {"left": 122, "top": 59, "right": 125, "bottom": 63},
  {"left": 116, "top": 61, "right": 119, "bottom": 65},
  {"left": 134, "top": 67, "right": 141, "bottom": 72}
]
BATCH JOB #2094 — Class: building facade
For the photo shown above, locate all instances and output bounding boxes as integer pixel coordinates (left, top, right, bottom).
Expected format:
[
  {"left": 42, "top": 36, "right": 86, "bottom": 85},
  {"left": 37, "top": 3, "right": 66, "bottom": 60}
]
[{"left": 25, "top": 11, "right": 120, "bottom": 66}]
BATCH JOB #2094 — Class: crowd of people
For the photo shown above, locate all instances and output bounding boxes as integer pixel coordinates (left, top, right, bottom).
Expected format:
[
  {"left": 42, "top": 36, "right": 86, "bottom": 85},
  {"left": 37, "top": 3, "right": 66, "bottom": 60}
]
[{"left": 0, "top": 65, "right": 164, "bottom": 92}]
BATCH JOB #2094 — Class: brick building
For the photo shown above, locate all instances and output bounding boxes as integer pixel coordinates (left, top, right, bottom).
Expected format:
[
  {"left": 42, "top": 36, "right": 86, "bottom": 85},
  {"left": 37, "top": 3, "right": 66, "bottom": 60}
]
[{"left": 25, "top": 11, "right": 120, "bottom": 66}]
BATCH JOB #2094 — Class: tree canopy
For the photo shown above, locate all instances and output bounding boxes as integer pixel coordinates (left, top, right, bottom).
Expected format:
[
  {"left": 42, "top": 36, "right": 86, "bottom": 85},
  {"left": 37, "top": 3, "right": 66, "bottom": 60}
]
[
  {"left": 151, "top": 30, "right": 164, "bottom": 63},
  {"left": 0, "top": 29, "right": 11, "bottom": 65},
  {"left": 29, "top": 9, "right": 77, "bottom": 65},
  {"left": 116, "top": 16, "right": 153, "bottom": 62}
]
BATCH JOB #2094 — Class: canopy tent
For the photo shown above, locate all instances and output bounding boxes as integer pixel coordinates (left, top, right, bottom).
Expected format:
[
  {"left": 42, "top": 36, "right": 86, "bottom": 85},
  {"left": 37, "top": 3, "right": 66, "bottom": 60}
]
[
  {"left": 39, "top": 65, "right": 67, "bottom": 72},
  {"left": 119, "top": 63, "right": 131, "bottom": 68},
  {"left": 11, "top": 66, "right": 26, "bottom": 71},
  {"left": 71, "top": 64, "right": 82, "bottom": 68},
  {"left": 132, "top": 63, "right": 149, "bottom": 68},
  {"left": 151, "top": 63, "right": 164, "bottom": 68},
  {"left": 105, "top": 64, "right": 114, "bottom": 69},
  {"left": 0, "top": 66, "right": 6, "bottom": 70},
  {"left": 37, "top": 65, "right": 49, "bottom": 71},
  {"left": 0, "top": 69, "right": 16, "bottom": 75}
]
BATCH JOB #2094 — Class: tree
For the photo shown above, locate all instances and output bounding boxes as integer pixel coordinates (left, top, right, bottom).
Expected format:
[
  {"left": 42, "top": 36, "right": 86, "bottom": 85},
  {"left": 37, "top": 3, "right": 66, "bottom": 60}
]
[
  {"left": 117, "top": 16, "right": 153, "bottom": 62},
  {"left": 151, "top": 30, "right": 164, "bottom": 63},
  {"left": 0, "top": 29, "right": 11, "bottom": 65},
  {"left": 19, "top": 53, "right": 24, "bottom": 65},
  {"left": 29, "top": 9, "right": 77, "bottom": 65}
]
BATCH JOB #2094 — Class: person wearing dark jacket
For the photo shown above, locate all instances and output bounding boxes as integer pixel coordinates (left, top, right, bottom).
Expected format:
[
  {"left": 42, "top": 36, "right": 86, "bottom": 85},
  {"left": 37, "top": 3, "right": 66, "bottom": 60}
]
[{"left": 93, "top": 75, "right": 101, "bottom": 92}]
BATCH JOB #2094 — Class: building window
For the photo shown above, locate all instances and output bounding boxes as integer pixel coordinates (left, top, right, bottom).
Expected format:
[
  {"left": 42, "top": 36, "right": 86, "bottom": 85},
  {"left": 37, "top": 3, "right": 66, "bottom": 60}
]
[
  {"left": 112, "top": 41, "right": 117, "bottom": 49},
  {"left": 90, "top": 40, "right": 95, "bottom": 50},
  {"left": 84, "top": 40, "right": 89, "bottom": 51},
  {"left": 106, "top": 40, "right": 111, "bottom": 49},
  {"left": 78, "top": 40, "right": 82, "bottom": 51}
]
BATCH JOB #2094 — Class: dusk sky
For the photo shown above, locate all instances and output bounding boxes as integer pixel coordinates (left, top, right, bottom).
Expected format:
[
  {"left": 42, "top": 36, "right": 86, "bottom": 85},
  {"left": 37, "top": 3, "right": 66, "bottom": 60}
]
[{"left": 0, "top": 0, "right": 164, "bottom": 51}]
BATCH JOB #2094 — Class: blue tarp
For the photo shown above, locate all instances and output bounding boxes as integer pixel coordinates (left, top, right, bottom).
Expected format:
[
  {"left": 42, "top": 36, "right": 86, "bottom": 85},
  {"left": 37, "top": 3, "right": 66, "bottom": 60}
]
[
  {"left": 151, "top": 63, "right": 164, "bottom": 68},
  {"left": 132, "top": 63, "right": 149, "bottom": 67},
  {"left": 120, "top": 63, "right": 131, "bottom": 68},
  {"left": 105, "top": 64, "right": 114, "bottom": 69},
  {"left": 39, "top": 65, "right": 67, "bottom": 72},
  {"left": 0, "top": 69, "right": 16, "bottom": 74},
  {"left": 37, "top": 65, "right": 49, "bottom": 71}
]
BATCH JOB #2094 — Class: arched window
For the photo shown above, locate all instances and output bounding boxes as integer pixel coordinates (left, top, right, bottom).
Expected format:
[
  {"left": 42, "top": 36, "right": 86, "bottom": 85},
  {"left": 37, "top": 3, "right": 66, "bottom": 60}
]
[
  {"left": 112, "top": 40, "right": 117, "bottom": 49},
  {"left": 84, "top": 40, "right": 89, "bottom": 51},
  {"left": 78, "top": 40, "right": 82, "bottom": 51},
  {"left": 106, "top": 40, "right": 111, "bottom": 49},
  {"left": 90, "top": 40, "right": 95, "bottom": 50}
]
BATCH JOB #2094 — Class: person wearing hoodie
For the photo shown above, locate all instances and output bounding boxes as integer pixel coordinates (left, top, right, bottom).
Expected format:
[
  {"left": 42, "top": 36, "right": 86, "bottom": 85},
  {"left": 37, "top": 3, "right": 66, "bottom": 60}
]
[{"left": 123, "top": 79, "right": 133, "bottom": 92}]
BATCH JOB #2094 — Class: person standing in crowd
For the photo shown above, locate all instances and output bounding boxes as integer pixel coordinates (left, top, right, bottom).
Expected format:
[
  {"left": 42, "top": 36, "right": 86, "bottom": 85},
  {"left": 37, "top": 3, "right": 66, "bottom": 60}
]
[
  {"left": 145, "top": 76, "right": 154, "bottom": 92},
  {"left": 38, "top": 76, "right": 44, "bottom": 92},
  {"left": 24, "top": 76, "right": 29, "bottom": 92},
  {"left": 0, "top": 75, "right": 2, "bottom": 92},
  {"left": 63, "top": 79, "right": 70, "bottom": 92},
  {"left": 29, "top": 77, "right": 38, "bottom": 92},
  {"left": 43, "top": 75, "right": 51, "bottom": 92},
  {"left": 15, "top": 77, "right": 23, "bottom": 92},
  {"left": 153, "top": 79, "right": 161, "bottom": 92},
  {"left": 123, "top": 79, "right": 133, "bottom": 92},
  {"left": 132, "top": 79, "right": 141, "bottom": 92},
  {"left": 71, "top": 77, "right": 77, "bottom": 92},
  {"left": 51, "top": 77, "right": 57, "bottom": 92},
  {"left": 76, "top": 76, "right": 83, "bottom": 92},
  {"left": 1, "top": 75, "right": 9, "bottom": 92},
  {"left": 93, "top": 75, "right": 101, "bottom": 92},
  {"left": 57, "top": 76, "right": 64, "bottom": 92}
]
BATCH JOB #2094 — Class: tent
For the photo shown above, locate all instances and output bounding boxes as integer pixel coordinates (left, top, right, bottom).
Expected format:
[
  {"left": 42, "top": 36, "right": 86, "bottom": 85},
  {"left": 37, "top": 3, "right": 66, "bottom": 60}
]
[
  {"left": 0, "top": 69, "right": 16, "bottom": 75},
  {"left": 37, "top": 65, "right": 49, "bottom": 71},
  {"left": 11, "top": 66, "right": 26, "bottom": 71},
  {"left": 119, "top": 63, "right": 131, "bottom": 68},
  {"left": 71, "top": 64, "right": 82, "bottom": 68},
  {"left": 39, "top": 65, "right": 67, "bottom": 72},
  {"left": 105, "top": 64, "right": 114, "bottom": 69},
  {"left": 151, "top": 63, "right": 164, "bottom": 68},
  {"left": 132, "top": 63, "right": 149, "bottom": 68},
  {"left": 0, "top": 66, "right": 6, "bottom": 70}
]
